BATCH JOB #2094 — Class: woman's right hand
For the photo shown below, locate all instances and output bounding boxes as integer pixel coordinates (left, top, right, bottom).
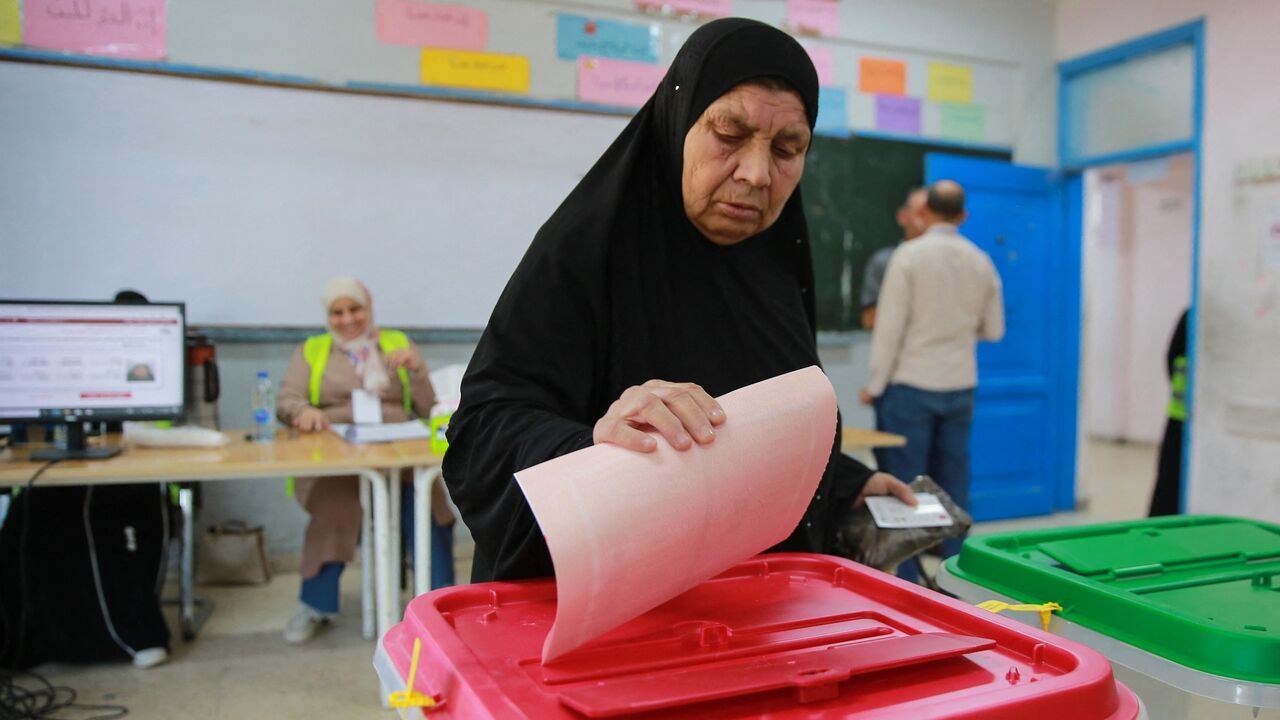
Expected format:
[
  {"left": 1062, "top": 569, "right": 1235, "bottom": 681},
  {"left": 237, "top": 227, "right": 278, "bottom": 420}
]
[
  {"left": 593, "top": 380, "right": 725, "bottom": 453},
  {"left": 293, "top": 407, "right": 329, "bottom": 433}
]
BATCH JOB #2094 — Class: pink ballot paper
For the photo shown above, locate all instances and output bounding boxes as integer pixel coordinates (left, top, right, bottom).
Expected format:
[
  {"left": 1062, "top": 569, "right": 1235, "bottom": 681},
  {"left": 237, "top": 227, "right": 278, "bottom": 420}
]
[{"left": 515, "top": 366, "right": 837, "bottom": 662}]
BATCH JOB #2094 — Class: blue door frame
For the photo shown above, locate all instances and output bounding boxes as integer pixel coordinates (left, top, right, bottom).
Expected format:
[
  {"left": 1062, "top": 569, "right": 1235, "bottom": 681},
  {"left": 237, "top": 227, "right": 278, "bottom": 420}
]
[{"left": 1058, "top": 19, "right": 1205, "bottom": 512}]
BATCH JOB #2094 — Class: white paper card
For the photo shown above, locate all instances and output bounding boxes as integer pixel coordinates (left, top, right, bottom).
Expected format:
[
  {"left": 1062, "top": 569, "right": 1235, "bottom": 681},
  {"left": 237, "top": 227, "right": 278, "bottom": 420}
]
[
  {"left": 865, "top": 492, "right": 954, "bottom": 529},
  {"left": 351, "top": 389, "right": 383, "bottom": 425},
  {"left": 330, "top": 421, "right": 430, "bottom": 444}
]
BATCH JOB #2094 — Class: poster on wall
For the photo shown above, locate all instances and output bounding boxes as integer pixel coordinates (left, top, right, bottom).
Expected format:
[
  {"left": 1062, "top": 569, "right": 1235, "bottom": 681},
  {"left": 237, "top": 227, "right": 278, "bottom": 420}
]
[
  {"left": 815, "top": 87, "right": 848, "bottom": 137},
  {"left": 1, "top": 0, "right": 20, "bottom": 44},
  {"left": 927, "top": 62, "right": 973, "bottom": 104},
  {"left": 577, "top": 56, "right": 666, "bottom": 107},
  {"left": 556, "top": 14, "right": 659, "bottom": 64},
  {"left": 376, "top": 0, "right": 487, "bottom": 51},
  {"left": 22, "top": 0, "right": 167, "bottom": 59},
  {"left": 786, "top": 0, "right": 838, "bottom": 37},
  {"left": 634, "top": 0, "right": 730, "bottom": 19},
  {"left": 875, "top": 95, "right": 920, "bottom": 135},
  {"left": 940, "top": 103, "right": 985, "bottom": 142},
  {"left": 859, "top": 57, "right": 906, "bottom": 96},
  {"left": 804, "top": 45, "right": 834, "bottom": 86},
  {"left": 420, "top": 48, "right": 529, "bottom": 93}
]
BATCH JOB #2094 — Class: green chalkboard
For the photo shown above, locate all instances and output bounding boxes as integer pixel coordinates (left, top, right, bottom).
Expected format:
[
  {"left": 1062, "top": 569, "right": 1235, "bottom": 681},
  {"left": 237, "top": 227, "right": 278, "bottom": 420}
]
[{"left": 802, "top": 136, "right": 1010, "bottom": 332}]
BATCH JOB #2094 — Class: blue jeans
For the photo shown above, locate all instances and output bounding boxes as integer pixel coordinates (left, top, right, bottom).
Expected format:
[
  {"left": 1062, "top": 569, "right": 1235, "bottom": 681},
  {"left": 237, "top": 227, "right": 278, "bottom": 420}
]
[
  {"left": 301, "top": 483, "right": 456, "bottom": 613},
  {"left": 873, "top": 384, "right": 974, "bottom": 582}
]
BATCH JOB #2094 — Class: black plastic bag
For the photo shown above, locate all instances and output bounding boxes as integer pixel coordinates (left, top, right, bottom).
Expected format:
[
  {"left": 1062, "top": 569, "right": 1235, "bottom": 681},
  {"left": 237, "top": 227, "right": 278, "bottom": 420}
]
[{"left": 831, "top": 475, "right": 972, "bottom": 571}]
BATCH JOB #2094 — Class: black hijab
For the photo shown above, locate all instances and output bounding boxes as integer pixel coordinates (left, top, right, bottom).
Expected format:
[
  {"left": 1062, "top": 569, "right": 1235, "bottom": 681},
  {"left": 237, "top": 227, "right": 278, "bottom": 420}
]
[{"left": 444, "top": 18, "right": 872, "bottom": 582}]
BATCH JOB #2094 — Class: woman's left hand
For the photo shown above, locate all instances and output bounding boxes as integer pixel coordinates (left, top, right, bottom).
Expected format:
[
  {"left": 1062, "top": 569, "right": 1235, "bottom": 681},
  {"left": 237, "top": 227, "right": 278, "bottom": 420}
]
[
  {"left": 853, "top": 472, "right": 916, "bottom": 509},
  {"left": 385, "top": 348, "right": 426, "bottom": 374}
]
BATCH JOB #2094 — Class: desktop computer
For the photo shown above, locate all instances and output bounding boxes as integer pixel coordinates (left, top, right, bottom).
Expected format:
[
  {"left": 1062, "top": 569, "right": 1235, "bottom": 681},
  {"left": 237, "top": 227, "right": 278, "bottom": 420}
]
[{"left": 0, "top": 299, "right": 186, "bottom": 460}]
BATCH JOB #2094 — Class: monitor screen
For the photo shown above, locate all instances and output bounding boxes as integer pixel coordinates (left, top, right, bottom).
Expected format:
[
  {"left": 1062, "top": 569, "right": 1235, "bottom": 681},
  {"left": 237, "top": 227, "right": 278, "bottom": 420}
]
[{"left": 0, "top": 300, "right": 186, "bottom": 423}]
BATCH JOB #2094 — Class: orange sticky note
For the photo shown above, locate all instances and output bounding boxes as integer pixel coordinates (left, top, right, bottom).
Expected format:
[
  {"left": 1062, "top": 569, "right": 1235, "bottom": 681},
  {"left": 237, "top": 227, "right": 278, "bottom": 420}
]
[{"left": 859, "top": 57, "right": 906, "bottom": 96}]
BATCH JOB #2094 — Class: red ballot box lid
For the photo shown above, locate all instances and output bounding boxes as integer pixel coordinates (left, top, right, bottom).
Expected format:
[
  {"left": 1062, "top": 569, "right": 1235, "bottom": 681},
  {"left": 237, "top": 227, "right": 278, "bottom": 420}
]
[{"left": 376, "top": 553, "right": 1141, "bottom": 719}]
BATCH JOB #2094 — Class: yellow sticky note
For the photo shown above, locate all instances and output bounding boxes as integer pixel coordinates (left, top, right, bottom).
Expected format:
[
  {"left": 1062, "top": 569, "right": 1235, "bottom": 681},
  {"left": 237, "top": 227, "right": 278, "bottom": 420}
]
[
  {"left": 421, "top": 49, "right": 530, "bottom": 94},
  {"left": 0, "top": 0, "right": 21, "bottom": 45},
  {"left": 928, "top": 62, "right": 973, "bottom": 104}
]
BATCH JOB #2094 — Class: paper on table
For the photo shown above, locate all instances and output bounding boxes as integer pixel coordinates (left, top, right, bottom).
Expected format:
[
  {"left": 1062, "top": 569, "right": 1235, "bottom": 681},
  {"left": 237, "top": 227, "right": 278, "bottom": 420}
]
[
  {"left": 515, "top": 366, "right": 837, "bottom": 663},
  {"left": 330, "top": 421, "right": 430, "bottom": 444}
]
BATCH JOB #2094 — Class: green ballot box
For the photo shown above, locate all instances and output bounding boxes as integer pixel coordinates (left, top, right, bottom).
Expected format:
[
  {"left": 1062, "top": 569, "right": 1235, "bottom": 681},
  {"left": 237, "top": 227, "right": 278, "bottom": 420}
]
[{"left": 938, "top": 515, "right": 1280, "bottom": 719}]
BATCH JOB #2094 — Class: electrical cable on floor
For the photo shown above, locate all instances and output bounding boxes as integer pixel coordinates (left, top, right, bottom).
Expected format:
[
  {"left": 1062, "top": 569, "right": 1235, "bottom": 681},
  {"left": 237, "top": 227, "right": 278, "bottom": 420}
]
[
  {"left": 0, "top": 668, "right": 128, "bottom": 720},
  {"left": 0, "top": 460, "right": 129, "bottom": 719}
]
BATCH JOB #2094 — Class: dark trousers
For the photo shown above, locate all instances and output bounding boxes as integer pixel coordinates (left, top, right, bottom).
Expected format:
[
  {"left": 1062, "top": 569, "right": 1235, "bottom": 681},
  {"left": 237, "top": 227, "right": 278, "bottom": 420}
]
[
  {"left": 873, "top": 384, "right": 975, "bottom": 581},
  {"left": 1148, "top": 418, "right": 1184, "bottom": 517}
]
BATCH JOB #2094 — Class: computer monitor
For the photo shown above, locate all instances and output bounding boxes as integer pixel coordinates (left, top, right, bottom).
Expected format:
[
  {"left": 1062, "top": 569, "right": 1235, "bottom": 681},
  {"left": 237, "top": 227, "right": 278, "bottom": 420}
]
[{"left": 0, "top": 299, "right": 186, "bottom": 460}]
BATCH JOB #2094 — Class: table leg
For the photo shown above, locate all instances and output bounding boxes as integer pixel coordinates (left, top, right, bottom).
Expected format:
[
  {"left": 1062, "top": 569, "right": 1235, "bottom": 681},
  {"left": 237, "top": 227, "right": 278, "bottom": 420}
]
[
  {"left": 359, "top": 477, "right": 374, "bottom": 641},
  {"left": 413, "top": 467, "right": 436, "bottom": 597},
  {"left": 358, "top": 470, "right": 393, "bottom": 640},
  {"left": 176, "top": 486, "right": 213, "bottom": 640},
  {"left": 387, "top": 469, "right": 402, "bottom": 617}
]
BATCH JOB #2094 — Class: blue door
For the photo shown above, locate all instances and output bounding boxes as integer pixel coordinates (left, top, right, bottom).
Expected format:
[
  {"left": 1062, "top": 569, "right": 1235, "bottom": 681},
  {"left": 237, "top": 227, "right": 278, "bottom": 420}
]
[{"left": 926, "top": 155, "right": 1078, "bottom": 521}]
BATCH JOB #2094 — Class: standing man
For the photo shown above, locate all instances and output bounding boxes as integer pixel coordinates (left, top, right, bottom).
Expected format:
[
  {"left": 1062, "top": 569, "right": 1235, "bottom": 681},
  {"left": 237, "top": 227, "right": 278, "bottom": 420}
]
[
  {"left": 1148, "top": 308, "right": 1189, "bottom": 517},
  {"left": 860, "top": 187, "right": 928, "bottom": 329},
  {"left": 860, "top": 180, "right": 1004, "bottom": 581}
]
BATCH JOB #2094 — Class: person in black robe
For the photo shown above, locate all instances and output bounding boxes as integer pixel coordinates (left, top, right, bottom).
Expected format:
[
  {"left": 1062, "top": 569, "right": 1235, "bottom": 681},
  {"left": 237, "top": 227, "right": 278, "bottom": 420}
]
[
  {"left": 1148, "top": 309, "right": 1189, "bottom": 517},
  {"left": 444, "top": 17, "right": 913, "bottom": 583}
]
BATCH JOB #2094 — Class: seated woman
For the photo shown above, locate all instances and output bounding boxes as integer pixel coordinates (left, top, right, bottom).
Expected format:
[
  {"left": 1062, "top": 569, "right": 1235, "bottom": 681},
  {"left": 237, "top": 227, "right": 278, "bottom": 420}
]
[
  {"left": 443, "top": 18, "right": 913, "bottom": 584},
  {"left": 276, "top": 277, "right": 456, "bottom": 644}
]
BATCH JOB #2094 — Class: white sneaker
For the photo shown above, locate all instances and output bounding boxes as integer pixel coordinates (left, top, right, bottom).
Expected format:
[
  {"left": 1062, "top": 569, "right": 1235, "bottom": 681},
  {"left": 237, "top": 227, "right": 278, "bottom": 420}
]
[
  {"left": 283, "top": 604, "right": 330, "bottom": 645},
  {"left": 132, "top": 647, "right": 169, "bottom": 669}
]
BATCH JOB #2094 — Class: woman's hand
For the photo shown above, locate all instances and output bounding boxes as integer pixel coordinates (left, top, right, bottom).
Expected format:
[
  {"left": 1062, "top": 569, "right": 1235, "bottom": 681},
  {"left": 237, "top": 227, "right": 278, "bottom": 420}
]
[
  {"left": 593, "top": 380, "right": 725, "bottom": 453},
  {"left": 293, "top": 407, "right": 329, "bottom": 433},
  {"left": 385, "top": 348, "right": 426, "bottom": 375},
  {"left": 853, "top": 472, "right": 916, "bottom": 509}
]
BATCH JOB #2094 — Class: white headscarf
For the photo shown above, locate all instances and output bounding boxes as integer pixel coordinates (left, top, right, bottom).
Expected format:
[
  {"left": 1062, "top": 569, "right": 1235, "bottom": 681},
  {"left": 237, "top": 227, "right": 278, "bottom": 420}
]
[{"left": 322, "top": 277, "right": 390, "bottom": 393}]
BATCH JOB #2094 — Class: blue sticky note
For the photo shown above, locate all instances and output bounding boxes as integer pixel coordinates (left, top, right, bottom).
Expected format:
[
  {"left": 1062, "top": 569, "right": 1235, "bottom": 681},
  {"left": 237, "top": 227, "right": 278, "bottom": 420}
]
[
  {"left": 556, "top": 14, "right": 659, "bottom": 64},
  {"left": 815, "top": 87, "right": 849, "bottom": 137}
]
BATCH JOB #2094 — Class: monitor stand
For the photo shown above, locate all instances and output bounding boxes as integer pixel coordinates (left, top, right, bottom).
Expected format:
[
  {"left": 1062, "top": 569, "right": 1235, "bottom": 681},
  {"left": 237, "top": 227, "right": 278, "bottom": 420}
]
[{"left": 31, "top": 421, "right": 121, "bottom": 461}]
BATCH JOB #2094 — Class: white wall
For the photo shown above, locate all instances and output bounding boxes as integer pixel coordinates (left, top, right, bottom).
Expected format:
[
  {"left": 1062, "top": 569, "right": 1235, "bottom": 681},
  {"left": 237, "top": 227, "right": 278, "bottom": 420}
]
[
  {"left": 1059, "top": 0, "right": 1280, "bottom": 522},
  {"left": 9, "top": 0, "right": 1059, "bottom": 558},
  {"left": 1082, "top": 156, "right": 1193, "bottom": 444}
]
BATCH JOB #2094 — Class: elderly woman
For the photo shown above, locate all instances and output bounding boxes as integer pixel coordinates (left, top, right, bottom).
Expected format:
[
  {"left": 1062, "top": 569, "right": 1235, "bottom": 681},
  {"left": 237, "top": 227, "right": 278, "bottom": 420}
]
[
  {"left": 443, "top": 18, "right": 913, "bottom": 583},
  {"left": 276, "top": 277, "right": 455, "bottom": 643}
]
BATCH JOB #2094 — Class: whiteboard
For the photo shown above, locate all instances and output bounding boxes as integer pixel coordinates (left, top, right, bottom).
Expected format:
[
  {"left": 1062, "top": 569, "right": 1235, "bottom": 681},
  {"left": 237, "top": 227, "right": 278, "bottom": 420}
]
[{"left": 0, "top": 61, "right": 628, "bottom": 327}]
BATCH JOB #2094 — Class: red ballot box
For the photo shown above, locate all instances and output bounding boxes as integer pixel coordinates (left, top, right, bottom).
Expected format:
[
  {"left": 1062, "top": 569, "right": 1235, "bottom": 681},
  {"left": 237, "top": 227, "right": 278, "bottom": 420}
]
[{"left": 374, "top": 553, "right": 1144, "bottom": 719}]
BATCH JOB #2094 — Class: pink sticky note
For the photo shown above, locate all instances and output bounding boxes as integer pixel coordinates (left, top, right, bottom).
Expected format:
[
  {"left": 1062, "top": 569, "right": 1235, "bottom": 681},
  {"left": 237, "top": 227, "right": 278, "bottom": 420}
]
[
  {"left": 23, "top": 0, "right": 166, "bottom": 59},
  {"left": 634, "top": 0, "right": 731, "bottom": 18},
  {"left": 788, "top": 0, "right": 839, "bottom": 37},
  {"left": 577, "top": 56, "right": 667, "bottom": 108},
  {"left": 376, "top": 0, "right": 487, "bottom": 51},
  {"left": 516, "top": 366, "right": 837, "bottom": 662},
  {"left": 805, "top": 46, "right": 835, "bottom": 86}
]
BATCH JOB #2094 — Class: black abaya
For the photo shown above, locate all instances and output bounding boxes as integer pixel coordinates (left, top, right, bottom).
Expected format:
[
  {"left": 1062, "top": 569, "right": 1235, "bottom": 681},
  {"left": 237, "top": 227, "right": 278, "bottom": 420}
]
[{"left": 444, "top": 18, "right": 874, "bottom": 582}]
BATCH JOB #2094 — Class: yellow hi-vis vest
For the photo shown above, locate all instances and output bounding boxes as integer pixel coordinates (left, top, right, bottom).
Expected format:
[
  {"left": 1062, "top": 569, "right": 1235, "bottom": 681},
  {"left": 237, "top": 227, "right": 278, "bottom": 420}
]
[
  {"left": 1168, "top": 355, "right": 1187, "bottom": 422},
  {"left": 302, "top": 330, "right": 414, "bottom": 416}
]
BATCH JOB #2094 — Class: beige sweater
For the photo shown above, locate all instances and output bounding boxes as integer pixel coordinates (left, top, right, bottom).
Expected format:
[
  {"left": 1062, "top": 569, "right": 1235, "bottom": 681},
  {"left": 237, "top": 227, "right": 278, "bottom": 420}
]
[
  {"left": 867, "top": 224, "right": 1005, "bottom": 396},
  {"left": 276, "top": 334, "right": 437, "bottom": 425}
]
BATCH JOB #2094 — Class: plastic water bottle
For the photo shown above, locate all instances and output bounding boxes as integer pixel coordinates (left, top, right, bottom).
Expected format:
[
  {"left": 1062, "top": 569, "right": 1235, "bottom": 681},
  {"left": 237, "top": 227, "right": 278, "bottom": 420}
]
[{"left": 251, "top": 371, "right": 275, "bottom": 443}]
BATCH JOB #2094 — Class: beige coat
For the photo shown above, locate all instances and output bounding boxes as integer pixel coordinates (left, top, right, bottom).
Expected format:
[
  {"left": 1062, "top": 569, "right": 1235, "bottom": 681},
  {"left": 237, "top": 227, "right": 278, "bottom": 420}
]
[{"left": 276, "top": 335, "right": 444, "bottom": 579}]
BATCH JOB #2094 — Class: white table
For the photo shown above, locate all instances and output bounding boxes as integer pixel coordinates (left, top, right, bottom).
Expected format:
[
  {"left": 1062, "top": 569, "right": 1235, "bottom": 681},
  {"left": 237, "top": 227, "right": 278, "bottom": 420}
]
[{"left": 0, "top": 429, "right": 442, "bottom": 642}]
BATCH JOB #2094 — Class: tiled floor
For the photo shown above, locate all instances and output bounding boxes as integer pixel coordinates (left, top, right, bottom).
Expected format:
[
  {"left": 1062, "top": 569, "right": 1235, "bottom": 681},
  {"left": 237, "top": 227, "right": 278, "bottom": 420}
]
[{"left": 20, "top": 441, "right": 1185, "bottom": 720}]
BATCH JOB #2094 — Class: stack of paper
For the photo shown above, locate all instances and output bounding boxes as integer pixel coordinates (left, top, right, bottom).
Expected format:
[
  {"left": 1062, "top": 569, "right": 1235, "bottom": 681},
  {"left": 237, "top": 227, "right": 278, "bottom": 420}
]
[{"left": 330, "top": 421, "right": 430, "bottom": 444}]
